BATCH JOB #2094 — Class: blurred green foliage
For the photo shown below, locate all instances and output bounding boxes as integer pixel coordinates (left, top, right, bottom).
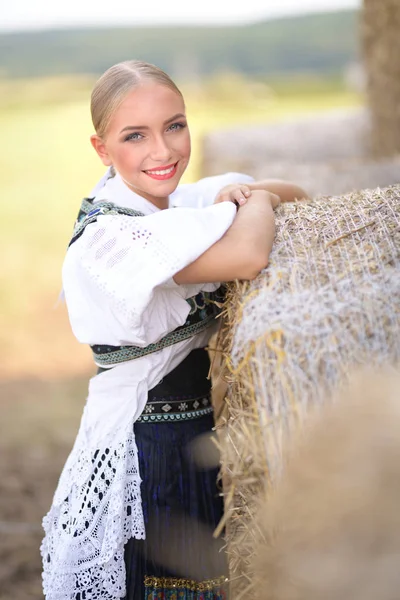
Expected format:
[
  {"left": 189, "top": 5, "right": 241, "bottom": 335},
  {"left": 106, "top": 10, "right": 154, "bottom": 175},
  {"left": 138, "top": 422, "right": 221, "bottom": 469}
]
[{"left": 0, "top": 10, "right": 358, "bottom": 80}]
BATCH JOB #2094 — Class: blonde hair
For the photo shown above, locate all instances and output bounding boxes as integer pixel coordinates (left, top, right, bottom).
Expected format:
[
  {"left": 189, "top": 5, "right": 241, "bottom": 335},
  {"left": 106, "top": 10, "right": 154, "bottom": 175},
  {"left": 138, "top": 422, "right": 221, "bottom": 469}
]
[{"left": 91, "top": 60, "right": 183, "bottom": 138}]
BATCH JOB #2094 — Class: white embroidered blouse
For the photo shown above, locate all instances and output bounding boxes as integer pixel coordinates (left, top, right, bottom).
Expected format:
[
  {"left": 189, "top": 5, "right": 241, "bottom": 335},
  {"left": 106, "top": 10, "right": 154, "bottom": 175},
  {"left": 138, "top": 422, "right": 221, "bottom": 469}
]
[{"left": 41, "top": 169, "right": 254, "bottom": 600}]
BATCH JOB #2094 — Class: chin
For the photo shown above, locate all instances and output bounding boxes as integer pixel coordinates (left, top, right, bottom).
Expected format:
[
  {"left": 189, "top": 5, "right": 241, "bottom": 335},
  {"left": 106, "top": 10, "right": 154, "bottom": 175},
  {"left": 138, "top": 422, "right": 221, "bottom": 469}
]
[{"left": 150, "top": 176, "right": 182, "bottom": 195}]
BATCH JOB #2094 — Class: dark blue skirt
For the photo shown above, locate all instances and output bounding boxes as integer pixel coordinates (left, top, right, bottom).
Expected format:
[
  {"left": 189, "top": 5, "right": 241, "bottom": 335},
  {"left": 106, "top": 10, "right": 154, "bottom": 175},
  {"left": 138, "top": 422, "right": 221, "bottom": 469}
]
[{"left": 123, "top": 350, "right": 228, "bottom": 600}]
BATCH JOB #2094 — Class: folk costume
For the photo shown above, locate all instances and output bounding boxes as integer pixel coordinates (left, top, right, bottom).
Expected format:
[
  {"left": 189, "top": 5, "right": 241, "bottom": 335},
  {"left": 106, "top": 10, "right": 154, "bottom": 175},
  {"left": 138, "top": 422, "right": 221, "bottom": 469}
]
[{"left": 41, "top": 168, "right": 253, "bottom": 600}]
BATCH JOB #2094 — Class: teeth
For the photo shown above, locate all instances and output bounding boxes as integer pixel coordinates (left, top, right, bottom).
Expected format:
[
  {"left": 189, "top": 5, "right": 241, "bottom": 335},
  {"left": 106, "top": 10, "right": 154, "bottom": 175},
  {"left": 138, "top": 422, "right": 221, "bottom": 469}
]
[{"left": 146, "top": 165, "right": 175, "bottom": 175}]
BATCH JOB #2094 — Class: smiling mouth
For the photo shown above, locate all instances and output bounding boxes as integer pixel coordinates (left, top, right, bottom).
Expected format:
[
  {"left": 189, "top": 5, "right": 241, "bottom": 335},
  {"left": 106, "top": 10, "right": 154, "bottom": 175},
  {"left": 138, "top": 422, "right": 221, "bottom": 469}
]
[{"left": 144, "top": 162, "right": 178, "bottom": 180}]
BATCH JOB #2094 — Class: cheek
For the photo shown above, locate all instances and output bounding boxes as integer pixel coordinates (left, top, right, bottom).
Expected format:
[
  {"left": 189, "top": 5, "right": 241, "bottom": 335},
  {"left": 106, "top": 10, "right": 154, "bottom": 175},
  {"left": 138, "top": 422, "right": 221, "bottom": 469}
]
[
  {"left": 114, "top": 145, "right": 142, "bottom": 168},
  {"left": 180, "top": 131, "right": 191, "bottom": 160}
]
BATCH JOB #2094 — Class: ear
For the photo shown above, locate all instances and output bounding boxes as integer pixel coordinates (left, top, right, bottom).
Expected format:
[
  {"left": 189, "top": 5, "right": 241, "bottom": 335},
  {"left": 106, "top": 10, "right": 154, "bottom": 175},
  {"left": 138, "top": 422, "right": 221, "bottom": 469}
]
[{"left": 90, "top": 134, "right": 112, "bottom": 166}]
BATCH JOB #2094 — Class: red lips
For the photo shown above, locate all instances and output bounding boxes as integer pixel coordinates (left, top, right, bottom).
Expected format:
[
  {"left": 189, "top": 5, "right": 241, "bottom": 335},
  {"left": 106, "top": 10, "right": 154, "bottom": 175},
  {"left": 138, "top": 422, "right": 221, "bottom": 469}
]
[{"left": 144, "top": 162, "right": 178, "bottom": 180}]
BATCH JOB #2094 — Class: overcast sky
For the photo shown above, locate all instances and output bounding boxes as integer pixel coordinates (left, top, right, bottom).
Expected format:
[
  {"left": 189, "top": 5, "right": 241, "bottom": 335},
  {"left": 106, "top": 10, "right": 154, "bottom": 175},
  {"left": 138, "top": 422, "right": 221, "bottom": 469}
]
[{"left": 2, "top": 0, "right": 361, "bottom": 32}]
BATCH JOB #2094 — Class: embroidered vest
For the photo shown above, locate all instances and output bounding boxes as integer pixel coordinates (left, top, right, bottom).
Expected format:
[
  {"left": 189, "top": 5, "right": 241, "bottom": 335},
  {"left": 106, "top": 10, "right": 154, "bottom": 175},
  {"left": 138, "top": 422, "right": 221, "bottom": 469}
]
[{"left": 69, "top": 197, "right": 225, "bottom": 367}]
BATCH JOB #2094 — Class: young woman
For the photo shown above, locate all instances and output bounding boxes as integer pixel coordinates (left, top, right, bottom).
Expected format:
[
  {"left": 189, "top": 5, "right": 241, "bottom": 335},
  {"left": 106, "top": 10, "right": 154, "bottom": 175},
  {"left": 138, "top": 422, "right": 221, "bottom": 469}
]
[{"left": 41, "top": 60, "right": 307, "bottom": 600}]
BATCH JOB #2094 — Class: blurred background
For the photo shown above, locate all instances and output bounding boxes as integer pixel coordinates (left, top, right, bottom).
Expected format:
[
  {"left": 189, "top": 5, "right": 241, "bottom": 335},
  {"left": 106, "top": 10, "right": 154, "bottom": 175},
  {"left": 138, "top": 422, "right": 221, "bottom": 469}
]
[{"left": 1, "top": 0, "right": 400, "bottom": 597}]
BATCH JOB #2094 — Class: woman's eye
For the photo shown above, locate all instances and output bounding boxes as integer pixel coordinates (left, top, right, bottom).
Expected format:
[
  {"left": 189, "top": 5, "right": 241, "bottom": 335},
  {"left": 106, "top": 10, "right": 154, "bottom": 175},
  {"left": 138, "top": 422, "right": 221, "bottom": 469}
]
[
  {"left": 124, "top": 132, "right": 143, "bottom": 142},
  {"left": 167, "top": 122, "right": 186, "bottom": 132}
]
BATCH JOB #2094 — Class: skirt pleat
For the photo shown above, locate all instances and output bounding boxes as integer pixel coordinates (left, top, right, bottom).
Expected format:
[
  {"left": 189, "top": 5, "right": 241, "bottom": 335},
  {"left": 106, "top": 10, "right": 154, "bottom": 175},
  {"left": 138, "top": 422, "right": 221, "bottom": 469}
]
[{"left": 124, "top": 414, "right": 227, "bottom": 599}]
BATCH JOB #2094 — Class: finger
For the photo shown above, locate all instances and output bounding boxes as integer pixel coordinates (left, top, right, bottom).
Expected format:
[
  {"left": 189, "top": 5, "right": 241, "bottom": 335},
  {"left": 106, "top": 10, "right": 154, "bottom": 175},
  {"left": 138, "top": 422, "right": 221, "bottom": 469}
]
[
  {"left": 232, "top": 191, "right": 247, "bottom": 206},
  {"left": 241, "top": 186, "right": 251, "bottom": 197},
  {"left": 271, "top": 193, "right": 281, "bottom": 209}
]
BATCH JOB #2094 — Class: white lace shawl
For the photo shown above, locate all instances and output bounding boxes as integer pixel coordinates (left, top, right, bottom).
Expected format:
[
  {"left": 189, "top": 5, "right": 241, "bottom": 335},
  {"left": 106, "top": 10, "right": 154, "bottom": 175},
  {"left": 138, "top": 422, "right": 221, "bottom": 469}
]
[{"left": 41, "top": 171, "right": 252, "bottom": 599}]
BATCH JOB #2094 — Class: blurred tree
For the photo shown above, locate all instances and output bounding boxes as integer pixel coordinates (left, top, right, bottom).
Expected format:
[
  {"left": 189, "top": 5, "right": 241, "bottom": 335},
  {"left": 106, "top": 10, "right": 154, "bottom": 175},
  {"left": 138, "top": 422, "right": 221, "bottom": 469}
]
[{"left": 362, "top": 0, "right": 400, "bottom": 156}]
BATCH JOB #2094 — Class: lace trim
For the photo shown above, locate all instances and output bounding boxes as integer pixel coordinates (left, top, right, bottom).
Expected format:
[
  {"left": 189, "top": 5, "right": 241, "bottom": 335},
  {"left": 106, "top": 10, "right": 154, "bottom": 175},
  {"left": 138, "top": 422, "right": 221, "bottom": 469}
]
[{"left": 41, "top": 424, "right": 145, "bottom": 600}]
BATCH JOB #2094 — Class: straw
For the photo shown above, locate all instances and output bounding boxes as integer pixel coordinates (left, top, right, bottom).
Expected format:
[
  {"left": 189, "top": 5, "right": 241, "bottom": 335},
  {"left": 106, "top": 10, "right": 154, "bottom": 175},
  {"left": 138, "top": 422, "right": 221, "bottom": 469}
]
[{"left": 216, "top": 185, "right": 400, "bottom": 597}]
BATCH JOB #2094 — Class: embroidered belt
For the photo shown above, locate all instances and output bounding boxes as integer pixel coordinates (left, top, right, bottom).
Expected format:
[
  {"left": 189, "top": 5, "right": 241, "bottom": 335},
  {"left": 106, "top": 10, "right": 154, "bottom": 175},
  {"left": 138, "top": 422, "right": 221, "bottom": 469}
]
[
  {"left": 137, "top": 393, "right": 213, "bottom": 423},
  {"left": 144, "top": 574, "right": 228, "bottom": 596},
  {"left": 91, "top": 310, "right": 217, "bottom": 367}
]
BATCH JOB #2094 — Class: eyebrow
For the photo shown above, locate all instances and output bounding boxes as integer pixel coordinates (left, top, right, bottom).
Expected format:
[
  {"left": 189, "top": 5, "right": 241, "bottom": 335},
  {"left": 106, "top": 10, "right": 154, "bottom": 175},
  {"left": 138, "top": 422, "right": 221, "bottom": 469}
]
[{"left": 120, "top": 113, "right": 186, "bottom": 134}]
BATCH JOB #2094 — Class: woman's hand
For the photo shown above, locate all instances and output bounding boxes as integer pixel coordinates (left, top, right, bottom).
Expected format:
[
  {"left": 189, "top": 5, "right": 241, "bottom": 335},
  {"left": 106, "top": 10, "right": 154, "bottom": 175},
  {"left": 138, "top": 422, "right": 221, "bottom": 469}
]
[
  {"left": 266, "top": 191, "right": 281, "bottom": 209},
  {"left": 214, "top": 183, "right": 252, "bottom": 207},
  {"left": 174, "top": 189, "right": 278, "bottom": 285}
]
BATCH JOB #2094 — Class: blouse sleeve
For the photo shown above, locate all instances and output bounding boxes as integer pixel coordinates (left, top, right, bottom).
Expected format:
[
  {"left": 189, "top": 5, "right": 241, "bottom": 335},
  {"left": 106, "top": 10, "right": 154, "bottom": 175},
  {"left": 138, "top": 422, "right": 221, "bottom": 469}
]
[
  {"left": 62, "top": 201, "right": 237, "bottom": 347},
  {"left": 170, "top": 172, "right": 255, "bottom": 209}
]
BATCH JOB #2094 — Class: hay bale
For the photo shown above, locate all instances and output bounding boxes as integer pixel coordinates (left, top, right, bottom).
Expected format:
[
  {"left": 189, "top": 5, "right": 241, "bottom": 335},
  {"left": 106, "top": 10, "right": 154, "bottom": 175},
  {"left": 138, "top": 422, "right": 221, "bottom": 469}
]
[
  {"left": 203, "top": 109, "right": 372, "bottom": 172},
  {"left": 219, "top": 185, "right": 400, "bottom": 597},
  {"left": 239, "top": 158, "right": 400, "bottom": 199},
  {"left": 252, "top": 370, "right": 400, "bottom": 600},
  {"left": 201, "top": 109, "right": 400, "bottom": 196},
  {"left": 362, "top": 0, "right": 400, "bottom": 157}
]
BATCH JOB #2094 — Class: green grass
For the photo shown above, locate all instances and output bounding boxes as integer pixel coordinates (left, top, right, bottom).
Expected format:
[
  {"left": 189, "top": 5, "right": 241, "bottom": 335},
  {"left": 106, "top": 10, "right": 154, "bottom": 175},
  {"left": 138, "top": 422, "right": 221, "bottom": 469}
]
[{"left": 0, "top": 77, "right": 363, "bottom": 376}]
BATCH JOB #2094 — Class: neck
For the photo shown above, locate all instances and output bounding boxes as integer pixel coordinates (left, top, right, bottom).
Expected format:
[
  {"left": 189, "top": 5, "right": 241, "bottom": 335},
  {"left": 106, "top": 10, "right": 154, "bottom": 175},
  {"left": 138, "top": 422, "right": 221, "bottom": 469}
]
[
  {"left": 118, "top": 173, "right": 169, "bottom": 210},
  {"left": 147, "top": 196, "right": 169, "bottom": 210}
]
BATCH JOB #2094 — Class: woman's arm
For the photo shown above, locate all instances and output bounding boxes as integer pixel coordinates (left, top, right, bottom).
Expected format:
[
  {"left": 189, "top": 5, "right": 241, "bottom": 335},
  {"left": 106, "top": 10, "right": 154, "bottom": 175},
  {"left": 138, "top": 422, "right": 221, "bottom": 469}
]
[
  {"left": 214, "top": 179, "right": 310, "bottom": 206},
  {"left": 174, "top": 190, "right": 278, "bottom": 285},
  {"left": 247, "top": 179, "right": 310, "bottom": 202}
]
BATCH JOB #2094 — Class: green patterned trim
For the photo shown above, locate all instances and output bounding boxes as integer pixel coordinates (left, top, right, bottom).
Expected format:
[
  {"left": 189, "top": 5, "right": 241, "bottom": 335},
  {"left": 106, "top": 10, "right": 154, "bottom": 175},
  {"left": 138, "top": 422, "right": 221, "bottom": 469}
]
[
  {"left": 80, "top": 197, "right": 98, "bottom": 216},
  {"left": 92, "top": 311, "right": 217, "bottom": 366},
  {"left": 137, "top": 406, "right": 213, "bottom": 423},
  {"left": 69, "top": 199, "right": 144, "bottom": 247}
]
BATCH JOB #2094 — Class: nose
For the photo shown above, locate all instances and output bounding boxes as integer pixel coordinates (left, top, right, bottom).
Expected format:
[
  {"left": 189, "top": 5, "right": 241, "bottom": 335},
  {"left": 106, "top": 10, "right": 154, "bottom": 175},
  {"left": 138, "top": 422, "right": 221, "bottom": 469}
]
[{"left": 149, "top": 134, "right": 172, "bottom": 162}]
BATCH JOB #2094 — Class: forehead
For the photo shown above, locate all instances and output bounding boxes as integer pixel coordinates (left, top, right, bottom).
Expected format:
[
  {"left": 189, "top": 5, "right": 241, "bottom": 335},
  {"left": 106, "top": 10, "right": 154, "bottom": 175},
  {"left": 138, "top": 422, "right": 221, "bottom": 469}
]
[{"left": 111, "top": 83, "right": 185, "bottom": 127}]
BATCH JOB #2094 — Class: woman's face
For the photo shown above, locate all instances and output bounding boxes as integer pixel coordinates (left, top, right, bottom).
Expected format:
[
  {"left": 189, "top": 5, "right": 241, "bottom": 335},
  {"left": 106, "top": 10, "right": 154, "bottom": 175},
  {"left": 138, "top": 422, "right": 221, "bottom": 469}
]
[{"left": 91, "top": 83, "right": 191, "bottom": 208}]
